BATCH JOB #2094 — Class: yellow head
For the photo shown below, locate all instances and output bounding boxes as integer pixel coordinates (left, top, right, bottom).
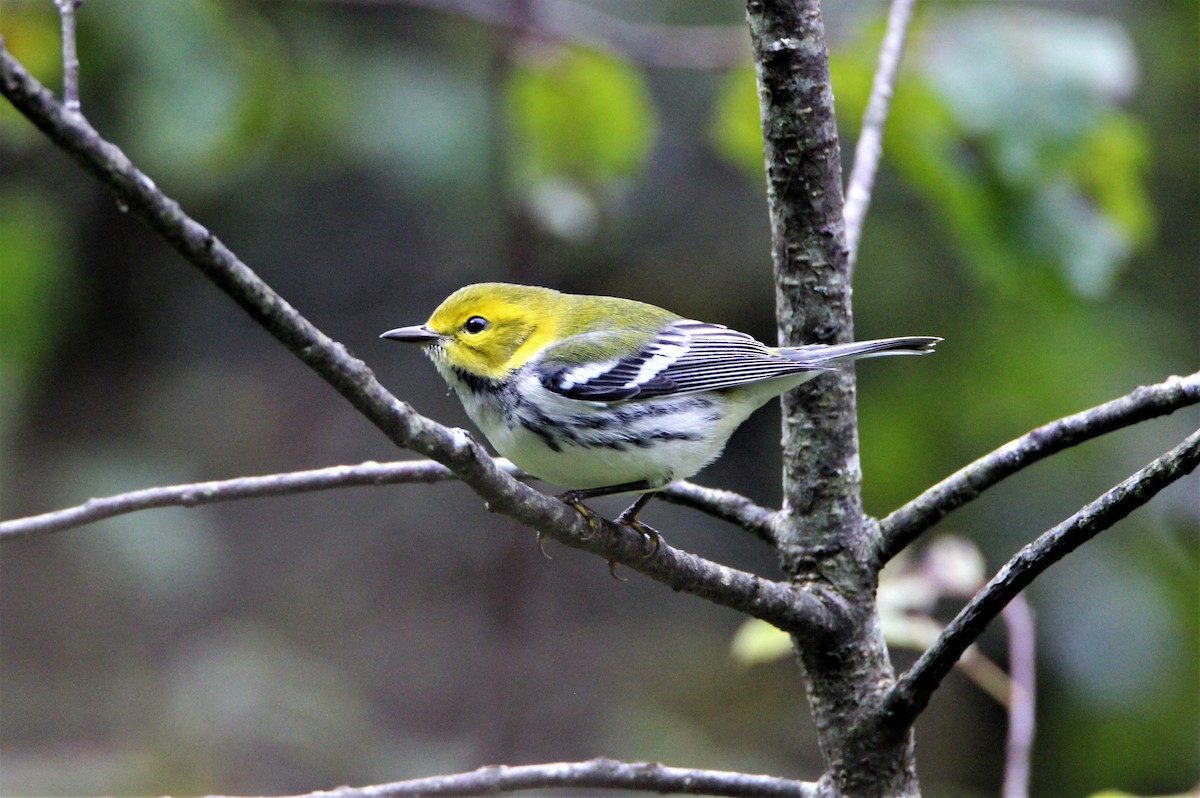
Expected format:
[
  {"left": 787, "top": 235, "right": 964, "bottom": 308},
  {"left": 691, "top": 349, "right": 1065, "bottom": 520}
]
[{"left": 387, "top": 283, "right": 564, "bottom": 380}]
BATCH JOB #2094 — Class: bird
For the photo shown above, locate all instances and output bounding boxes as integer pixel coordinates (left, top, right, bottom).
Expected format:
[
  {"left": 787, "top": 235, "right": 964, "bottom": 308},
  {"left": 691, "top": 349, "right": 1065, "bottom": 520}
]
[{"left": 381, "top": 282, "right": 938, "bottom": 552}]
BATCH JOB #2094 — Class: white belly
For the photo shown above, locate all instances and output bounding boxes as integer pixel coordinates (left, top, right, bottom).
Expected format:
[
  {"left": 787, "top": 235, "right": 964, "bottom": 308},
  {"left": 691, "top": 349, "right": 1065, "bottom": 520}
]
[
  {"left": 436, "top": 359, "right": 820, "bottom": 491},
  {"left": 457, "top": 376, "right": 752, "bottom": 490}
]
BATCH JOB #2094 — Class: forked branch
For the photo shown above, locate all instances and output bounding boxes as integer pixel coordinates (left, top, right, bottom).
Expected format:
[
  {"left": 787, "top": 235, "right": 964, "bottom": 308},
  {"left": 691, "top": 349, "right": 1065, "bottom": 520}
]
[
  {"left": 0, "top": 459, "right": 776, "bottom": 544},
  {"left": 883, "top": 428, "right": 1200, "bottom": 730},
  {"left": 878, "top": 371, "right": 1200, "bottom": 564},
  {"left": 0, "top": 43, "right": 836, "bottom": 639}
]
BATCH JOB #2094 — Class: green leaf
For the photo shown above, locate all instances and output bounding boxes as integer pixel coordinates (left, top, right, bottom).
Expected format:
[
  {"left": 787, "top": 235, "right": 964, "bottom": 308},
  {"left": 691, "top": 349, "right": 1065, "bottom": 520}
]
[
  {"left": 795, "top": 8, "right": 1157, "bottom": 301},
  {"left": 505, "top": 46, "right": 656, "bottom": 187}
]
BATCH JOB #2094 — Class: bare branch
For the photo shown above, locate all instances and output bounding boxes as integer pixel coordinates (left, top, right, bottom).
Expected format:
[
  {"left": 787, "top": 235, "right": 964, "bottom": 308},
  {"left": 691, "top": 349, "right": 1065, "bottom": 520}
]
[
  {"left": 657, "top": 481, "right": 779, "bottom": 545},
  {"left": 0, "top": 457, "right": 776, "bottom": 544},
  {"left": 882, "top": 428, "right": 1200, "bottom": 731},
  {"left": 843, "top": 0, "right": 917, "bottom": 270},
  {"left": 0, "top": 45, "right": 840, "bottom": 639},
  {"left": 878, "top": 371, "right": 1200, "bottom": 563},
  {"left": 319, "top": 0, "right": 749, "bottom": 70},
  {"left": 0, "top": 459, "right": 521, "bottom": 542},
  {"left": 1001, "top": 594, "right": 1036, "bottom": 798},
  {"left": 245, "top": 758, "right": 818, "bottom": 798},
  {"left": 54, "top": 0, "right": 85, "bottom": 112}
]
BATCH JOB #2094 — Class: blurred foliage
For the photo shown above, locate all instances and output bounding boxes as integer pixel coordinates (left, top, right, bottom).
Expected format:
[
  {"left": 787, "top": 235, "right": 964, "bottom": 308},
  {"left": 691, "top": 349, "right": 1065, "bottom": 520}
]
[
  {"left": 715, "top": 6, "right": 1156, "bottom": 301},
  {"left": 734, "top": 536, "right": 1012, "bottom": 704},
  {"left": 506, "top": 45, "right": 655, "bottom": 187},
  {"left": 0, "top": 187, "right": 74, "bottom": 457},
  {"left": 0, "top": 188, "right": 72, "bottom": 384},
  {"left": 93, "top": 1, "right": 282, "bottom": 185},
  {"left": 0, "top": 1, "right": 1196, "bottom": 797},
  {"left": 506, "top": 45, "right": 656, "bottom": 241}
]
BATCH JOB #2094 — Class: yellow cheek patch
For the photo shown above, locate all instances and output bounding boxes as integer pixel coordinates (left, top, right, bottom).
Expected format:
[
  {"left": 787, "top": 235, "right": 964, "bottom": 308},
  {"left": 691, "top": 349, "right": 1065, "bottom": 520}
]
[
  {"left": 435, "top": 314, "right": 559, "bottom": 379},
  {"left": 423, "top": 284, "right": 566, "bottom": 379},
  {"left": 506, "top": 320, "right": 557, "bottom": 370}
]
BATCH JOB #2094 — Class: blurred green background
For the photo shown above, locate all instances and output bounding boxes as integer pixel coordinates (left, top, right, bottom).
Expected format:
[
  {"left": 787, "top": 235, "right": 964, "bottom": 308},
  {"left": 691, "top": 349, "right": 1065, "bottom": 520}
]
[{"left": 0, "top": 1, "right": 1196, "bottom": 796}]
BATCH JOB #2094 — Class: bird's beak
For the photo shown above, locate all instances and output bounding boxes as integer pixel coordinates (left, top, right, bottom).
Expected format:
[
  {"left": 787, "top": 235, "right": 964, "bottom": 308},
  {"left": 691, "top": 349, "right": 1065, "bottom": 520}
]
[{"left": 379, "top": 324, "right": 444, "bottom": 345}]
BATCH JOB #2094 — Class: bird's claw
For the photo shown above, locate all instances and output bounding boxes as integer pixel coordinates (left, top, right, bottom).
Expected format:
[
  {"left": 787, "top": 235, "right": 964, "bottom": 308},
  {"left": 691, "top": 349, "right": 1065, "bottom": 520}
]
[
  {"left": 558, "top": 490, "right": 660, "bottom": 576},
  {"left": 561, "top": 495, "right": 602, "bottom": 539},
  {"left": 616, "top": 514, "right": 662, "bottom": 558},
  {"left": 535, "top": 531, "right": 554, "bottom": 560},
  {"left": 607, "top": 560, "right": 628, "bottom": 581}
]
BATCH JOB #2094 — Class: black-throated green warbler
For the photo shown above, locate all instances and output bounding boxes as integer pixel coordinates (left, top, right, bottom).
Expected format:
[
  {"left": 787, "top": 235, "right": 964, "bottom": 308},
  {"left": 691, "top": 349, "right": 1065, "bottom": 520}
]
[{"left": 381, "top": 283, "right": 938, "bottom": 543}]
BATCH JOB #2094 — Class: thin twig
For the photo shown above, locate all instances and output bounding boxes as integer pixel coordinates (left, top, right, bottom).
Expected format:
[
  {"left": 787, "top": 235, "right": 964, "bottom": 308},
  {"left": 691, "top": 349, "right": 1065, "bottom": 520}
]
[
  {"left": 54, "top": 0, "right": 85, "bottom": 112},
  {"left": 0, "top": 457, "right": 776, "bottom": 544},
  {"left": 317, "top": 0, "right": 749, "bottom": 70},
  {"left": 878, "top": 372, "right": 1200, "bottom": 564},
  {"left": 244, "top": 758, "right": 818, "bottom": 798},
  {"left": 657, "top": 481, "right": 779, "bottom": 545},
  {"left": 0, "top": 47, "right": 841, "bottom": 639},
  {"left": 0, "top": 459, "right": 521, "bottom": 542},
  {"left": 882, "top": 428, "right": 1200, "bottom": 731},
  {"left": 1001, "top": 594, "right": 1036, "bottom": 798},
  {"left": 844, "top": 0, "right": 917, "bottom": 270}
]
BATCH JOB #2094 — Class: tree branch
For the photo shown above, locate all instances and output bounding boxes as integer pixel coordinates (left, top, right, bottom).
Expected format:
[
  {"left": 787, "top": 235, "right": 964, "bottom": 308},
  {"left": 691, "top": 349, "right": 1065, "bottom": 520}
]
[
  {"left": 843, "top": 0, "right": 917, "bottom": 271},
  {"left": 322, "top": 0, "right": 749, "bottom": 70},
  {"left": 0, "top": 458, "right": 776, "bottom": 544},
  {"left": 657, "top": 481, "right": 780, "bottom": 545},
  {"left": 882, "top": 428, "right": 1200, "bottom": 731},
  {"left": 54, "top": 0, "right": 85, "bottom": 112},
  {"left": 251, "top": 758, "right": 818, "bottom": 798},
  {"left": 748, "top": 0, "right": 858, "bottom": 573},
  {"left": 877, "top": 371, "right": 1200, "bottom": 564},
  {"left": 0, "top": 43, "right": 838, "bottom": 639},
  {"left": 0, "top": 459, "right": 519, "bottom": 542}
]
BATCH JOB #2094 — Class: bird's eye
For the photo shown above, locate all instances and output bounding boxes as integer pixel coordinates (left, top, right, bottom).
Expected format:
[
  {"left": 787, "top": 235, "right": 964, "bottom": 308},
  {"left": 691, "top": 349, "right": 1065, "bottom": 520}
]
[{"left": 463, "top": 316, "right": 489, "bottom": 334}]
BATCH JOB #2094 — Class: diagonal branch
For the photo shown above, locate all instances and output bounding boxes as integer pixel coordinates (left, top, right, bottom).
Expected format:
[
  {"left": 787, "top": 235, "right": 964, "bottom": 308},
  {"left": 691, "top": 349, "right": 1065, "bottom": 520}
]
[
  {"left": 878, "top": 371, "right": 1200, "bottom": 564},
  {"left": 882, "top": 428, "right": 1200, "bottom": 731},
  {"left": 843, "top": 0, "right": 918, "bottom": 270},
  {"left": 0, "top": 459, "right": 776, "bottom": 543},
  {"left": 0, "top": 43, "right": 836, "bottom": 638},
  {"left": 247, "top": 758, "right": 818, "bottom": 798}
]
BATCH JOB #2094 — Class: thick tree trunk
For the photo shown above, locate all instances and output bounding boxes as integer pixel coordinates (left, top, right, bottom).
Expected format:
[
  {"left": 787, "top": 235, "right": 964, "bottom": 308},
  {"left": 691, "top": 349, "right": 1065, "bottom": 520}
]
[{"left": 745, "top": 1, "right": 919, "bottom": 795}]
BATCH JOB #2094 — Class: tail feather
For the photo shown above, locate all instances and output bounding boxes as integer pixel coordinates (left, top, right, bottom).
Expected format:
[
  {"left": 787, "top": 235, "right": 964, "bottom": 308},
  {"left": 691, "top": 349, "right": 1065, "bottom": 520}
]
[{"left": 782, "top": 336, "right": 941, "bottom": 365}]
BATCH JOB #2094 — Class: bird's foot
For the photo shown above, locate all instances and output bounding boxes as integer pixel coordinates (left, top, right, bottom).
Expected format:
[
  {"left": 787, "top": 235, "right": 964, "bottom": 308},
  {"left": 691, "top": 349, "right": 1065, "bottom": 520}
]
[
  {"left": 559, "top": 492, "right": 602, "bottom": 540},
  {"left": 615, "top": 512, "right": 662, "bottom": 558}
]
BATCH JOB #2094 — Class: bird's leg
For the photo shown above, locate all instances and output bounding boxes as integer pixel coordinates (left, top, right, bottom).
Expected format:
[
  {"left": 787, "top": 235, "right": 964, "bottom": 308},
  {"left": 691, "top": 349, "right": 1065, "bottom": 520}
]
[
  {"left": 557, "top": 481, "right": 660, "bottom": 568},
  {"left": 614, "top": 491, "right": 662, "bottom": 557},
  {"left": 557, "top": 492, "right": 605, "bottom": 540}
]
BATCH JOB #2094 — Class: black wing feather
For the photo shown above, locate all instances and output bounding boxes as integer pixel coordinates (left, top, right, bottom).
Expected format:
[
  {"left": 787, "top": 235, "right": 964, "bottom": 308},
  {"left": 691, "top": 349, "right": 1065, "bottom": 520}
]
[{"left": 539, "top": 320, "right": 819, "bottom": 402}]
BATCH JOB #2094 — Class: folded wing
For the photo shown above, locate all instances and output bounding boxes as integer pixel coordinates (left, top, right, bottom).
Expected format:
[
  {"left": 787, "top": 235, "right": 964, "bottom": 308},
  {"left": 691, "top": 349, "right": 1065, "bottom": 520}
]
[{"left": 539, "top": 320, "right": 822, "bottom": 401}]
